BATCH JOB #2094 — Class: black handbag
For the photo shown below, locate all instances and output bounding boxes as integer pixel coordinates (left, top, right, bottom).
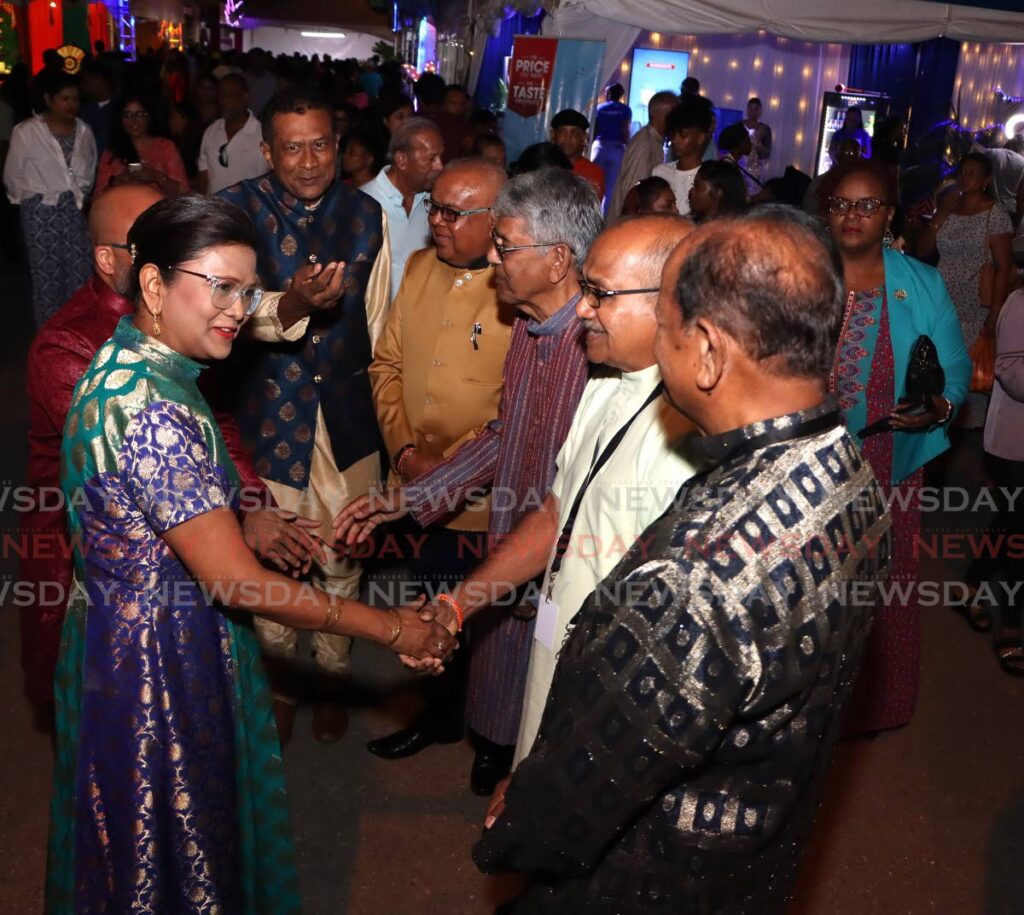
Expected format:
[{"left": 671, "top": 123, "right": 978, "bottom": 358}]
[{"left": 860, "top": 335, "right": 945, "bottom": 437}]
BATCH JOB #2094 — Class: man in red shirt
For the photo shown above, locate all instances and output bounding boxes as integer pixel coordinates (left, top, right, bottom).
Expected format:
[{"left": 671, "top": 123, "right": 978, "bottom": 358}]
[
  {"left": 550, "top": 108, "right": 606, "bottom": 201},
  {"left": 20, "top": 184, "right": 322, "bottom": 727}
]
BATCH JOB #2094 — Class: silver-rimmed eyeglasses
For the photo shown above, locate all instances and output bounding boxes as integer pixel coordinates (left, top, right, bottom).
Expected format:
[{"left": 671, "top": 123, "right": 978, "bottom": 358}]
[{"left": 167, "top": 266, "right": 264, "bottom": 316}]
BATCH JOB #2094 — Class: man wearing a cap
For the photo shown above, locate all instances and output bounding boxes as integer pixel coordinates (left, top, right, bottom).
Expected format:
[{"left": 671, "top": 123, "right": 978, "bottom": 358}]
[{"left": 550, "top": 108, "right": 605, "bottom": 200}]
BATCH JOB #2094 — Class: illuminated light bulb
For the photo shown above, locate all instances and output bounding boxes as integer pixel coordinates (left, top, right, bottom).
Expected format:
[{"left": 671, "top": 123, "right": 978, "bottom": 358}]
[
  {"left": 753, "top": 57, "right": 762, "bottom": 68},
  {"left": 730, "top": 60, "right": 738, "bottom": 69},
  {"left": 621, "top": 61, "right": 629, "bottom": 72},
  {"left": 775, "top": 63, "right": 784, "bottom": 75},
  {"left": 725, "top": 94, "right": 733, "bottom": 102},
  {"left": 703, "top": 55, "right": 710, "bottom": 64},
  {"left": 803, "top": 65, "right": 812, "bottom": 78},
  {"left": 651, "top": 32, "right": 661, "bottom": 42},
  {"left": 795, "top": 131, "right": 804, "bottom": 143},
  {"left": 799, "top": 98, "right": 807, "bottom": 112},
  {"left": 770, "top": 97, "right": 780, "bottom": 108},
  {"left": 1005, "top": 113, "right": 1024, "bottom": 136}
]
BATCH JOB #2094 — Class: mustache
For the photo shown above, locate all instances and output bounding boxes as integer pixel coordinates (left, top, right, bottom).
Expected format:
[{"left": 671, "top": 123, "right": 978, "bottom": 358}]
[{"left": 582, "top": 320, "right": 604, "bottom": 334}]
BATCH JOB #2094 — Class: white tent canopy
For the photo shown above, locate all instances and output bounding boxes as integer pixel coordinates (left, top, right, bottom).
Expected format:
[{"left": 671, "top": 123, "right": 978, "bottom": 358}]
[{"left": 544, "top": 0, "right": 1024, "bottom": 86}]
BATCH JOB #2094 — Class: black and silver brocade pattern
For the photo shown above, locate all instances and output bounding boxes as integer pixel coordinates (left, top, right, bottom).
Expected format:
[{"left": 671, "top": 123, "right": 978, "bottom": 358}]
[{"left": 475, "top": 401, "right": 891, "bottom": 914}]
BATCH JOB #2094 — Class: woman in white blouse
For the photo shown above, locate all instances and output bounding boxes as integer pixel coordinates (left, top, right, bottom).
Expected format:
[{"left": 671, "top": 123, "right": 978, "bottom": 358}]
[{"left": 3, "top": 71, "right": 96, "bottom": 327}]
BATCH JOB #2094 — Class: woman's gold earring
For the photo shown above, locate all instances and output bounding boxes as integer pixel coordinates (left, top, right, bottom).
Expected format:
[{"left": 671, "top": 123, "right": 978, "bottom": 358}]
[{"left": 152, "top": 312, "right": 162, "bottom": 337}]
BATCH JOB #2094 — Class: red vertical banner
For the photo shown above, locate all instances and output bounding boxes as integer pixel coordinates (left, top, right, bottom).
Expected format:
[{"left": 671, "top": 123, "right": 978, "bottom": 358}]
[
  {"left": 88, "top": 2, "right": 110, "bottom": 52},
  {"left": 507, "top": 36, "right": 558, "bottom": 120},
  {"left": 28, "top": 0, "right": 65, "bottom": 74}
]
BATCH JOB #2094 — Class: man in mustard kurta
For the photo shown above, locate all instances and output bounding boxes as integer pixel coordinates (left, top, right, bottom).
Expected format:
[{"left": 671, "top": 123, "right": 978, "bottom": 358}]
[{"left": 366, "top": 157, "right": 514, "bottom": 759}]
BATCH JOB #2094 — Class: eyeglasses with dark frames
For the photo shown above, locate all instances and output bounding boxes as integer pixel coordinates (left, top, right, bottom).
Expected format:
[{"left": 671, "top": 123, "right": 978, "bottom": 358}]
[
  {"left": 490, "top": 231, "right": 566, "bottom": 262},
  {"left": 424, "top": 198, "right": 490, "bottom": 223},
  {"left": 579, "top": 280, "right": 661, "bottom": 306},
  {"left": 167, "top": 266, "right": 264, "bottom": 316},
  {"left": 825, "top": 196, "right": 892, "bottom": 217}
]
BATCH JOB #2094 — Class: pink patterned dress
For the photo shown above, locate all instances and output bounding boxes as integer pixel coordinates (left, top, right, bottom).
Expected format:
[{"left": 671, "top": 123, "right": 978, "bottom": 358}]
[{"left": 835, "top": 288, "right": 924, "bottom": 734}]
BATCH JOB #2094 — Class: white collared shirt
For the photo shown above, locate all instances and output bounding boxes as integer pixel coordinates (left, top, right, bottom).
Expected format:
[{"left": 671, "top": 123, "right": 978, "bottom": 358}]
[
  {"left": 198, "top": 111, "right": 268, "bottom": 194},
  {"left": 515, "top": 364, "right": 700, "bottom": 763},
  {"left": 3, "top": 115, "right": 96, "bottom": 208},
  {"left": 360, "top": 166, "right": 430, "bottom": 300}
]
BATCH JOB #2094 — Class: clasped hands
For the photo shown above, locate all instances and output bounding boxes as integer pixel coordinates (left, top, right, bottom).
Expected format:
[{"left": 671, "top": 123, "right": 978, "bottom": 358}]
[
  {"left": 331, "top": 491, "right": 459, "bottom": 671},
  {"left": 387, "top": 598, "right": 458, "bottom": 663},
  {"left": 387, "top": 594, "right": 461, "bottom": 673}
]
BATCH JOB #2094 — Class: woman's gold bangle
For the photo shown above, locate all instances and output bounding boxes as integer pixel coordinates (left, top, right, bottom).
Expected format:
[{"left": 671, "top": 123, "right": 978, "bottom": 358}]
[{"left": 322, "top": 594, "right": 344, "bottom": 632}]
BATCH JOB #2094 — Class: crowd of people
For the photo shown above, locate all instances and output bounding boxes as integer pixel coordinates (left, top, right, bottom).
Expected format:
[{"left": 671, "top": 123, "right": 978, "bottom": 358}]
[{"left": 1, "top": 39, "right": 1023, "bottom": 915}]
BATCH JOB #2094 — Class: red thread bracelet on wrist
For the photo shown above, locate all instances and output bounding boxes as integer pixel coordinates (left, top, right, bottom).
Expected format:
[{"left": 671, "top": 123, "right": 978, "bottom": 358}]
[
  {"left": 394, "top": 445, "right": 416, "bottom": 477},
  {"left": 437, "top": 593, "right": 464, "bottom": 632}
]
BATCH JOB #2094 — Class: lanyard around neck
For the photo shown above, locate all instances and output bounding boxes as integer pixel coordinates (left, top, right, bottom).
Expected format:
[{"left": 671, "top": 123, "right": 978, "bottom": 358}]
[{"left": 546, "top": 382, "right": 664, "bottom": 593}]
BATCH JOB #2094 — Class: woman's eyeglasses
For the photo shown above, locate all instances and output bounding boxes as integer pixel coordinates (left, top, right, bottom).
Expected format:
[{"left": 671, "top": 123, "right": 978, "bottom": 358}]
[
  {"left": 424, "top": 198, "right": 490, "bottom": 223},
  {"left": 121, "top": 109, "right": 149, "bottom": 120},
  {"left": 167, "top": 266, "right": 264, "bottom": 316},
  {"left": 826, "top": 196, "right": 891, "bottom": 217},
  {"left": 97, "top": 248, "right": 264, "bottom": 315}
]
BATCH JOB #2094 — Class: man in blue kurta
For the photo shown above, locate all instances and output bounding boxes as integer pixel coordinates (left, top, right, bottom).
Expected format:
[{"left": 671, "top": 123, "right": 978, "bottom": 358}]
[{"left": 219, "top": 87, "right": 391, "bottom": 745}]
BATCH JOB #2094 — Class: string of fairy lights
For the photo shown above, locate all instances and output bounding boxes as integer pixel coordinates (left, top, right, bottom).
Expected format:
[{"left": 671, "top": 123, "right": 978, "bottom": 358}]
[{"left": 618, "top": 30, "right": 848, "bottom": 175}]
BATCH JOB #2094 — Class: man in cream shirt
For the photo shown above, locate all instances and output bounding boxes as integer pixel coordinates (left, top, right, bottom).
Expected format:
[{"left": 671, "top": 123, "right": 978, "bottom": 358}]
[{"left": 415, "top": 214, "right": 701, "bottom": 763}]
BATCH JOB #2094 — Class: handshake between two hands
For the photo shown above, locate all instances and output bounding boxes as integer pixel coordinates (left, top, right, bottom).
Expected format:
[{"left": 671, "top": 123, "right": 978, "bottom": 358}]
[
  {"left": 390, "top": 594, "right": 462, "bottom": 674},
  {"left": 330, "top": 490, "right": 460, "bottom": 670}
]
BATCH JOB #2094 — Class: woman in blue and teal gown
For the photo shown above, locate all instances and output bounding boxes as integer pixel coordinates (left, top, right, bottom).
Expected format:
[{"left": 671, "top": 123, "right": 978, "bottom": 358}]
[
  {"left": 47, "top": 195, "right": 453, "bottom": 914},
  {"left": 823, "top": 160, "right": 971, "bottom": 734}
]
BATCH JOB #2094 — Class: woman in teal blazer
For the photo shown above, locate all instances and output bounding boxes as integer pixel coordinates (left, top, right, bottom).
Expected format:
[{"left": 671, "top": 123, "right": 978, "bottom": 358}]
[{"left": 823, "top": 160, "right": 971, "bottom": 736}]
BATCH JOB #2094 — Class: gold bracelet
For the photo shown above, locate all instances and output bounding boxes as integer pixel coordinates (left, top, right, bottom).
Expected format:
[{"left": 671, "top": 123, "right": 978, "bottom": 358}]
[
  {"left": 385, "top": 608, "right": 402, "bottom": 647},
  {"left": 322, "top": 594, "right": 344, "bottom": 632}
]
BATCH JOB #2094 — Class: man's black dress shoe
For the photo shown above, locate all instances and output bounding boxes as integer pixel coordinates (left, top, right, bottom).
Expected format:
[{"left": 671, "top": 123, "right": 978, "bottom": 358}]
[
  {"left": 470, "top": 742, "right": 514, "bottom": 797},
  {"left": 366, "top": 722, "right": 462, "bottom": 760}
]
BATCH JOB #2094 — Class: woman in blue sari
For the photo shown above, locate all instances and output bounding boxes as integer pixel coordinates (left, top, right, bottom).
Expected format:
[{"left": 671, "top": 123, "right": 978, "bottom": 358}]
[{"left": 49, "top": 195, "right": 453, "bottom": 913}]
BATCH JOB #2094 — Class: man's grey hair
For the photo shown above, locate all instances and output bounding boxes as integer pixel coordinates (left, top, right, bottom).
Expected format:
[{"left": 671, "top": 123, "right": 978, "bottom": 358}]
[
  {"left": 389, "top": 116, "right": 441, "bottom": 158},
  {"left": 492, "top": 167, "right": 604, "bottom": 270}
]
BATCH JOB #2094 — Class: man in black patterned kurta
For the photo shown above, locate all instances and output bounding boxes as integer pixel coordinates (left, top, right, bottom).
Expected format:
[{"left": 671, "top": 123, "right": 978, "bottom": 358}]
[{"left": 474, "top": 207, "right": 892, "bottom": 913}]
